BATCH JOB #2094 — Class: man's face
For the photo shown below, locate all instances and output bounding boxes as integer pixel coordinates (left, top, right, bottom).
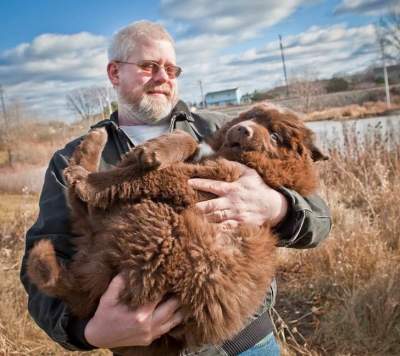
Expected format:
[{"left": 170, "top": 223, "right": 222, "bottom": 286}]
[{"left": 110, "top": 39, "right": 179, "bottom": 124}]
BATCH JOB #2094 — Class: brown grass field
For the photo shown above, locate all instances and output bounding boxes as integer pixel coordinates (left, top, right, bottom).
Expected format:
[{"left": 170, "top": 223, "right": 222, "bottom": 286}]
[{"left": 0, "top": 113, "right": 399, "bottom": 355}]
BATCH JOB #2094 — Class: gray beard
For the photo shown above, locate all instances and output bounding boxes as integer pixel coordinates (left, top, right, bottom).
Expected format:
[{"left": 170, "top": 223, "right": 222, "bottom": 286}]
[{"left": 118, "top": 93, "right": 176, "bottom": 125}]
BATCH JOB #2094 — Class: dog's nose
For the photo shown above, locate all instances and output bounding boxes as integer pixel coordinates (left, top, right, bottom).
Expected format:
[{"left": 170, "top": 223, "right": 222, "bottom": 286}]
[
  {"left": 235, "top": 125, "right": 253, "bottom": 137},
  {"left": 229, "top": 124, "right": 254, "bottom": 143}
]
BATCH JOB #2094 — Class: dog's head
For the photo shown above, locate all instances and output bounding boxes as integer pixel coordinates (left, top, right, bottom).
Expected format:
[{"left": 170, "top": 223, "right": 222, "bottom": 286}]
[
  {"left": 212, "top": 104, "right": 327, "bottom": 162},
  {"left": 209, "top": 104, "right": 327, "bottom": 195}
]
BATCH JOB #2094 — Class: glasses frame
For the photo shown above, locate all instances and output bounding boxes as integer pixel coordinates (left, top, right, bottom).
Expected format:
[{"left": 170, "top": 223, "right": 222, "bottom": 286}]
[{"left": 114, "top": 60, "right": 182, "bottom": 79}]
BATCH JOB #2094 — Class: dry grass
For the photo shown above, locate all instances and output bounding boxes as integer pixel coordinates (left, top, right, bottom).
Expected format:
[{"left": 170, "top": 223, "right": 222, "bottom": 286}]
[
  {"left": 0, "top": 167, "right": 46, "bottom": 194},
  {"left": 0, "top": 118, "right": 93, "bottom": 169},
  {"left": 0, "top": 118, "right": 399, "bottom": 355},
  {"left": 0, "top": 194, "right": 109, "bottom": 355},
  {"left": 306, "top": 100, "right": 400, "bottom": 122},
  {"left": 273, "top": 129, "right": 400, "bottom": 355}
]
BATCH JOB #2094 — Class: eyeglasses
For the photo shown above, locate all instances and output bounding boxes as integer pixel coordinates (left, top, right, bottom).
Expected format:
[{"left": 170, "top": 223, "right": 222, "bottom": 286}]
[{"left": 115, "top": 60, "right": 182, "bottom": 79}]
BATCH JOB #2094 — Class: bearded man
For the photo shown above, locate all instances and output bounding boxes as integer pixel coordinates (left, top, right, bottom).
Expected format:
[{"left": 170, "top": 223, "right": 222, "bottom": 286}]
[{"left": 20, "top": 21, "right": 331, "bottom": 356}]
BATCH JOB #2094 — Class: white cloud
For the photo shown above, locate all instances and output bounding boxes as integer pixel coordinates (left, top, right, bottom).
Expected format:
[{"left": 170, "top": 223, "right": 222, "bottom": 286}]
[
  {"left": 335, "top": 0, "right": 400, "bottom": 16},
  {"left": 0, "top": 32, "right": 108, "bottom": 84},
  {"left": 2, "top": 32, "right": 107, "bottom": 62},
  {"left": 0, "top": 32, "right": 110, "bottom": 121},
  {"left": 177, "top": 23, "right": 381, "bottom": 105},
  {"left": 0, "top": 16, "right": 384, "bottom": 121},
  {"left": 161, "top": 0, "right": 311, "bottom": 37}
]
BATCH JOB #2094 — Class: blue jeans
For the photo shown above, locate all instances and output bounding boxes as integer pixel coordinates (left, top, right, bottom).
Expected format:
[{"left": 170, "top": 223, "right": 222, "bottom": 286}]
[{"left": 237, "top": 333, "right": 280, "bottom": 356}]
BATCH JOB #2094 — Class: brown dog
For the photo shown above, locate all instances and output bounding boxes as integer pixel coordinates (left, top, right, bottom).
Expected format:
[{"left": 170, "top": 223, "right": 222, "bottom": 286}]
[{"left": 27, "top": 104, "right": 326, "bottom": 355}]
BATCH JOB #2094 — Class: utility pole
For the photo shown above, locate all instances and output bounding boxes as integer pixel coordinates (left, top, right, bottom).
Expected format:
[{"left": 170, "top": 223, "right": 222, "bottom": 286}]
[
  {"left": 198, "top": 80, "right": 206, "bottom": 108},
  {"left": 379, "top": 38, "right": 391, "bottom": 107},
  {"left": 0, "top": 85, "right": 7, "bottom": 124},
  {"left": 279, "top": 35, "right": 289, "bottom": 97}
]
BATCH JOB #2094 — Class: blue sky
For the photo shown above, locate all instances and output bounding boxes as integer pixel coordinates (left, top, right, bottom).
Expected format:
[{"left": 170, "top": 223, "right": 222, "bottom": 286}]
[{"left": 0, "top": 0, "right": 398, "bottom": 121}]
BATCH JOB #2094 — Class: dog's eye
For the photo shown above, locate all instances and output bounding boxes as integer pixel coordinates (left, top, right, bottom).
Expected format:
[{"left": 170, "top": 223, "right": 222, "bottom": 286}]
[{"left": 270, "top": 132, "right": 282, "bottom": 145}]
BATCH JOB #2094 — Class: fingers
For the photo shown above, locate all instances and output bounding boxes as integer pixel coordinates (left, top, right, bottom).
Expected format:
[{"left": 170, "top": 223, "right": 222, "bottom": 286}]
[
  {"left": 205, "top": 209, "right": 236, "bottom": 223},
  {"left": 220, "top": 220, "right": 239, "bottom": 230},
  {"left": 102, "top": 275, "right": 161, "bottom": 312},
  {"left": 195, "top": 197, "right": 236, "bottom": 223},
  {"left": 156, "top": 309, "right": 185, "bottom": 337},
  {"left": 223, "top": 160, "right": 248, "bottom": 174},
  {"left": 195, "top": 197, "right": 230, "bottom": 213},
  {"left": 188, "top": 178, "right": 234, "bottom": 196},
  {"left": 101, "top": 274, "right": 125, "bottom": 306},
  {"left": 152, "top": 297, "right": 181, "bottom": 326}
]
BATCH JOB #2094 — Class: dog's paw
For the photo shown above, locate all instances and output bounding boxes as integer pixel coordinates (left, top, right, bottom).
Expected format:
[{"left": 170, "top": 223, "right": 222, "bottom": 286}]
[
  {"left": 132, "top": 146, "right": 162, "bottom": 170},
  {"left": 64, "top": 166, "right": 96, "bottom": 203},
  {"left": 64, "top": 166, "right": 89, "bottom": 186}
]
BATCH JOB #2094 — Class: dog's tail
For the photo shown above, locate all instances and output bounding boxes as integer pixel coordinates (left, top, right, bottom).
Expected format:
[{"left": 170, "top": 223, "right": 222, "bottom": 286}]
[{"left": 27, "top": 239, "right": 75, "bottom": 298}]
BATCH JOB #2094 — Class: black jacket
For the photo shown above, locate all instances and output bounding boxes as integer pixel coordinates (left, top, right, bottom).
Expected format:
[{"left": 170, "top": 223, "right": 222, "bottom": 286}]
[{"left": 20, "top": 101, "right": 331, "bottom": 350}]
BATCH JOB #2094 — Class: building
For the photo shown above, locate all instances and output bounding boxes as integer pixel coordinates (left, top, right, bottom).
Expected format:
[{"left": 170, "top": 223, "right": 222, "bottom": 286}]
[{"left": 205, "top": 88, "right": 241, "bottom": 107}]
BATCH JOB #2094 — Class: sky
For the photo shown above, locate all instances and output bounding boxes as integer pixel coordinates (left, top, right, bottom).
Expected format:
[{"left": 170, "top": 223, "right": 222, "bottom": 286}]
[{"left": 0, "top": 0, "right": 399, "bottom": 122}]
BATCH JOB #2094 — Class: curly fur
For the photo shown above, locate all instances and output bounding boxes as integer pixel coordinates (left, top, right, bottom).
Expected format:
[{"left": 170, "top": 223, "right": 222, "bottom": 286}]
[{"left": 27, "top": 104, "right": 326, "bottom": 356}]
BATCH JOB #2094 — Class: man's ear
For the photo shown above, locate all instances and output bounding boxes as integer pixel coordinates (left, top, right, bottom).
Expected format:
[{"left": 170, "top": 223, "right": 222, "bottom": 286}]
[{"left": 107, "top": 62, "right": 120, "bottom": 86}]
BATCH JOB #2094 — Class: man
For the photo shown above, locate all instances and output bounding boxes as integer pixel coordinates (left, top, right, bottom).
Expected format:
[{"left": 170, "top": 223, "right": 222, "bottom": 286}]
[{"left": 20, "top": 21, "right": 331, "bottom": 355}]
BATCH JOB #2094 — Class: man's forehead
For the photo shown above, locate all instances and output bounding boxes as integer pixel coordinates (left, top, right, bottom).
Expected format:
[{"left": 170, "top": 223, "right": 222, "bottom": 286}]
[{"left": 129, "top": 39, "right": 176, "bottom": 62}]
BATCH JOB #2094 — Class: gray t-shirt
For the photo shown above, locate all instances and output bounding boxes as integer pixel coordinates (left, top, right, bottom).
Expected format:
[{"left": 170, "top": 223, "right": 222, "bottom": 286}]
[{"left": 120, "top": 123, "right": 169, "bottom": 146}]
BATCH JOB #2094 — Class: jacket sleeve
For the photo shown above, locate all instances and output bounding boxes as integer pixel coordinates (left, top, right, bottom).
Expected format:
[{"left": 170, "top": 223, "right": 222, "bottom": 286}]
[
  {"left": 19, "top": 145, "right": 95, "bottom": 351},
  {"left": 194, "top": 110, "right": 332, "bottom": 249},
  {"left": 273, "top": 187, "right": 332, "bottom": 248}
]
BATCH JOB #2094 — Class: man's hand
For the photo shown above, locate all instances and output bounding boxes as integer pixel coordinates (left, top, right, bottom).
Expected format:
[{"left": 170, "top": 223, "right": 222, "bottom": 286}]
[
  {"left": 84, "top": 274, "right": 184, "bottom": 348},
  {"left": 188, "top": 161, "right": 288, "bottom": 228}
]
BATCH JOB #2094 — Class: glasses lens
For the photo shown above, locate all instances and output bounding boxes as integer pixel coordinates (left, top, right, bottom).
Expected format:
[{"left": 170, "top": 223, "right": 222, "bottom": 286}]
[
  {"left": 173, "top": 66, "right": 182, "bottom": 78},
  {"left": 165, "top": 65, "right": 182, "bottom": 78},
  {"left": 127, "top": 60, "right": 182, "bottom": 79}
]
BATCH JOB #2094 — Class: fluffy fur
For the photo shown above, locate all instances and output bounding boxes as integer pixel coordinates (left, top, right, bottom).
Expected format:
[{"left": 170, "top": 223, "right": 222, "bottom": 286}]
[{"left": 27, "top": 104, "right": 326, "bottom": 356}]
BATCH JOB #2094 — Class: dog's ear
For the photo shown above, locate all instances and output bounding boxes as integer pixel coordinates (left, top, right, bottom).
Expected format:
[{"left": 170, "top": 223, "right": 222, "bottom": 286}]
[{"left": 309, "top": 143, "right": 329, "bottom": 161}]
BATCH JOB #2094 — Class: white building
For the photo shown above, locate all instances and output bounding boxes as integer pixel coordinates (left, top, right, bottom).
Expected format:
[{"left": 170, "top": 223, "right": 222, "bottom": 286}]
[{"left": 205, "top": 88, "right": 241, "bottom": 106}]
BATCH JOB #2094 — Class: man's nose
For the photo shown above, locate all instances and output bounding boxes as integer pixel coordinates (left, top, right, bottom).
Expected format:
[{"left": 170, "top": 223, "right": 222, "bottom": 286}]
[{"left": 153, "top": 66, "right": 169, "bottom": 83}]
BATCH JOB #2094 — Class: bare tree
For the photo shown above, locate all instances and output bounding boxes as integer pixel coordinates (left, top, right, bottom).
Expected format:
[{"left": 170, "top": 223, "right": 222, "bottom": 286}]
[
  {"left": 66, "top": 87, "right": 97, "bottom": 121},
  {"left": 0, "top": 99, "right": 30, "bottom": 166},
  {"left": 288, "top": 68, "right": 326, "bottom": 112},
  {"left": 66, "top": 86, "right": 116, "bottom": 121},
  {"left": 93, "top": 86, "right": 116, "bottom": 119}
]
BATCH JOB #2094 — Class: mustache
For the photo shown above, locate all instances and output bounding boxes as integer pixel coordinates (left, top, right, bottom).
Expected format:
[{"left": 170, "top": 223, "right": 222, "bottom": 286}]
[{"left": 144, "top": 82, "right": 171, "bottom": 95}]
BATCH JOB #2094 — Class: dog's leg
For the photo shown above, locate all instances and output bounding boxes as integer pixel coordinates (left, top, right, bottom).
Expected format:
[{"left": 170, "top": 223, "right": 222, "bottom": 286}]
[
  {"left": 120, "top": 129, "right": 199, "bottom": 170},
  {"left": 82, "top": 158, "right": 242, "bottom": 209},
  {"left": 63, "top": 128, "right": 108, "bottom": 206},
  {"left": 27, "top": 240, "right": 80, "bottom": 302},
  {"left": 27, "top": 239, "right": 109, "bottom": 319},
  {"left": 179, "top": 158, "right": 242, "bottom": 182},
  {"left": 65, "top": 130, "right": 199, "bottom": 208},
  {"left": 69, "top": 128, "right": 107, "bottom": 172}
]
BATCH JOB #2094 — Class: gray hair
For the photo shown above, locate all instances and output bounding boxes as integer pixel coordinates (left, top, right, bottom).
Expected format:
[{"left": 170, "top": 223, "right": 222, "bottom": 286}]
[{"left": 108, "top": 20, "right": 175, "bottom": 62}]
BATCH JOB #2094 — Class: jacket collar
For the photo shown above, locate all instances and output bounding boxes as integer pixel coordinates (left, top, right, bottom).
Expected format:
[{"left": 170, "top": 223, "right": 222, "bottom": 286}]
[
  {"left": 91, "top": 100, "right": 202, "bottom": 142},
  {"left": 106, "top": 100, "right": 194, "bottom": 127}
]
